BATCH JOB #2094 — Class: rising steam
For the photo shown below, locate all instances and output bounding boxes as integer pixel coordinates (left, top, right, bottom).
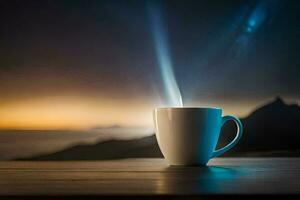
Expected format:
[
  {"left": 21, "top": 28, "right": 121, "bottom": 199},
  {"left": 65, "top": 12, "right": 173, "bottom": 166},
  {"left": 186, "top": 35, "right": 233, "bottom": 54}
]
[{"left": 148, "top": 3, "right": 183, "bottom": 107}]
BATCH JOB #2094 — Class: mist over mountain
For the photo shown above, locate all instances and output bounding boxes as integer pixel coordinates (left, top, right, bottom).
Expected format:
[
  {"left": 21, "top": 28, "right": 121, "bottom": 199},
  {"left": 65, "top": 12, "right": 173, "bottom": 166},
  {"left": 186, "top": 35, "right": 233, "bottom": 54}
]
[
  {"left": 23, "top": 97, "right": 300, "bottom": 160},
  {"left": 0, "top": 127, "right": 153, "bottom": 160}
]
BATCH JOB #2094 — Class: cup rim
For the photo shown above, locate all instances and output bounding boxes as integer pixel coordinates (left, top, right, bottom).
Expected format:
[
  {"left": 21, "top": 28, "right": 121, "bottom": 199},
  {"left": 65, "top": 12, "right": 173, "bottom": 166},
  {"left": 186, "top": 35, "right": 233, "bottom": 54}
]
[{"left": 154, "top": 106, "right": 221, "bottom": 111}]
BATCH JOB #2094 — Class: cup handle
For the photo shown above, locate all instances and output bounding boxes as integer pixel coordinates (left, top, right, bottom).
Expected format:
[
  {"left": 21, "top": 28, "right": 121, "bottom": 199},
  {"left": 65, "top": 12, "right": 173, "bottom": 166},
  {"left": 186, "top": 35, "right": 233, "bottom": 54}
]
[{"left": 211, "top": 115, "right": 243, "bottom": 158}]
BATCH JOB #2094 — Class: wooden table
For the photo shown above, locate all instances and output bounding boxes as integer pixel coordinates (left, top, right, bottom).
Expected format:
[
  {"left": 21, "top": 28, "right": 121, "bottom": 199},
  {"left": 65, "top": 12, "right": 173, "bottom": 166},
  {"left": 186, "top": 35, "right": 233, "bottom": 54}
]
[{"left": 0, "top": 158, "right": 300, "bottom": 199}]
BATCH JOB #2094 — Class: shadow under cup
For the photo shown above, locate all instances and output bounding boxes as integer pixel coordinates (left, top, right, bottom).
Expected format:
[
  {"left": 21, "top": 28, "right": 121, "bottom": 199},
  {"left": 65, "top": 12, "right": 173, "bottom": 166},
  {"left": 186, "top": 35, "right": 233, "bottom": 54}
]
[{"left": 154, "top": 107, "right": 243, "bottom": 166}]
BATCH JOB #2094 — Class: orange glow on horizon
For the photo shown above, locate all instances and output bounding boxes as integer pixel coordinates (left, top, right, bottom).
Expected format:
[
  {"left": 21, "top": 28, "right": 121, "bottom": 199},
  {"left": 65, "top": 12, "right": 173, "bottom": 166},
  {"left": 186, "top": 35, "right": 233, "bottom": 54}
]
[
  {"left": 0, "top": 96, "right": 155, "bottom": 130},
  {"left": 0, "top": 95, "right": 289, "bottom": 131}
]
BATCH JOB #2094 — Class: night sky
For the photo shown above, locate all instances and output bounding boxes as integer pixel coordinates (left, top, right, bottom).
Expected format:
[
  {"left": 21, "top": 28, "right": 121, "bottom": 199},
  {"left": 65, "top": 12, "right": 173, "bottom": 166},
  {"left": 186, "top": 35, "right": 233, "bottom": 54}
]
[{"left": 0, "top": 0, "right": 299, "bottom": 130}]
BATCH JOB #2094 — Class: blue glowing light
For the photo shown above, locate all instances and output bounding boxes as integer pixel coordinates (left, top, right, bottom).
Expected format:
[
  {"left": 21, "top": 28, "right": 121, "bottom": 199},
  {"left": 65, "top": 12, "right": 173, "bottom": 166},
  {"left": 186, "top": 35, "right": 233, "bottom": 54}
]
[
  {"left": 248, "top": 19, "right": 256, "bottom": 27},
  {"left": 246, "top": 2, "right": 267, "bottom": 33},
  {"left": 246, "top": 27, "right": 252, "bottom": 33},
  {"left": 148, "top": 3, "right": 183, "bottom": 107}
]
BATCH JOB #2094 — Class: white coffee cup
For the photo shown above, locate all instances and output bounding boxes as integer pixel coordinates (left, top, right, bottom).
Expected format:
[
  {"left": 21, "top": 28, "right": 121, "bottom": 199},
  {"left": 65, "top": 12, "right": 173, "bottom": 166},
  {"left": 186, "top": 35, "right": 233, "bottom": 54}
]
[{"left": 154, "top": 107, "right": 243, "bottom": 166}]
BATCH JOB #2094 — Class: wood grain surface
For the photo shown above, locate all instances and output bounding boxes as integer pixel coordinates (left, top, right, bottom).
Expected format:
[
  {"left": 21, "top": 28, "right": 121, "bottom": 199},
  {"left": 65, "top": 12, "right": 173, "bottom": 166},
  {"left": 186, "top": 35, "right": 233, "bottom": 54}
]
[{"left": 0, "top": 158, "right": 299, "bottom": 198}]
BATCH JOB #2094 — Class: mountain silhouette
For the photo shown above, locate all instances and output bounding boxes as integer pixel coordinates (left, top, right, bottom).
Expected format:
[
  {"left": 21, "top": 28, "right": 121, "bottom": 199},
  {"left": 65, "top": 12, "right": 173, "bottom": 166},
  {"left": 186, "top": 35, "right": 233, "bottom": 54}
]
[
  {"left": 24, "top": 97, "right": 300, "bottom": 160},
  {"left": 226, "top": 96, "right": 300, "bottom": 154},
  {"left": 24, "top": 134, "right": 162, "bottom": 160}
]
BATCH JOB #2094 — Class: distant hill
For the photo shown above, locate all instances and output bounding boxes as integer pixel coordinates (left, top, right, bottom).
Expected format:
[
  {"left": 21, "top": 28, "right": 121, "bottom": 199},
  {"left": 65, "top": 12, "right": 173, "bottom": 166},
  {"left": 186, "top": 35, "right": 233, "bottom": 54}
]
[
  {"left": 222, "top": 97, "right": 300, "bottom": 154},
  {"left": 26, "top": 134, "right": 162, "bottom": 160},
  {"left": 24, "top": 97, "right": 300, "bottom": 160}
]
